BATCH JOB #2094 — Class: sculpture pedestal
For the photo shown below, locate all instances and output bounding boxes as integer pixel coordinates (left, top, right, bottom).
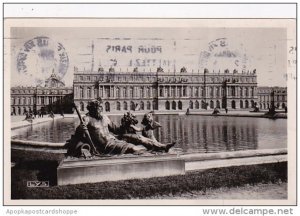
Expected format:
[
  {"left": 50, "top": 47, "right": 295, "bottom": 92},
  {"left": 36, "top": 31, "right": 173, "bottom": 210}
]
[{"left": 57, "top": 155, "right": 185, "bottom": 186}]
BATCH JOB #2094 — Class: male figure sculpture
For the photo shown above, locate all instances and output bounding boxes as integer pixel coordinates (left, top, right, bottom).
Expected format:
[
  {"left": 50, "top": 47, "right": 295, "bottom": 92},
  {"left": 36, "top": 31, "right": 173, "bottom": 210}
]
[{"left": 67, "top": 100, "right": 174, "bottom": 157}]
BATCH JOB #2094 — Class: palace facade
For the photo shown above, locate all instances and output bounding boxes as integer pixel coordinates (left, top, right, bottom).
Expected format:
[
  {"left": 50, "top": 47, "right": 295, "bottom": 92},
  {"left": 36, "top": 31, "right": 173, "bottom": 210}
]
[
  {"left": 11, "top": 72, "right": 73, "bottom": 115},
  {"left": 257, "top": 86, "right": 287, "bottom": 110},
  {"left": 73, "top": 67, "right": 258, "bottom": 113}
]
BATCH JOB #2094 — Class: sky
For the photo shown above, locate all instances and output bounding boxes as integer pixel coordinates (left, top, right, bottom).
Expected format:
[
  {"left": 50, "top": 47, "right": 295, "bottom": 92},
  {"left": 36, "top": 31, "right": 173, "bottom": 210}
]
[{"left": 9, "top": 27, "right": 287, "bottom": 87}]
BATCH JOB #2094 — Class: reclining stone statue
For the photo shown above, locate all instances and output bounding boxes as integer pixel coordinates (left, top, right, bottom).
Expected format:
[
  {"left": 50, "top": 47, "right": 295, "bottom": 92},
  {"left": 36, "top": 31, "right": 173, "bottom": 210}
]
[{"left": 66, "top": 100, "right": 175, "bottom": 158}]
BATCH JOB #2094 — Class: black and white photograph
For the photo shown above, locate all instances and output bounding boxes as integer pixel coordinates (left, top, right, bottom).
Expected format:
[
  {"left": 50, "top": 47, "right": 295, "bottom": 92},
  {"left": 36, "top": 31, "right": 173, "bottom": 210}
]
[{"left": 3, "top": 3, "right": 296, "bottom": 206}]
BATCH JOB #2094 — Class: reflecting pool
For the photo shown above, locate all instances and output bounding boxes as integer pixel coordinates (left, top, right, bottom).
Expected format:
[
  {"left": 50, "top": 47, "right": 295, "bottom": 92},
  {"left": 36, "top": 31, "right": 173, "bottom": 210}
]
[{"left": 11, "top": 115, "right": 287, "bottom": 153}]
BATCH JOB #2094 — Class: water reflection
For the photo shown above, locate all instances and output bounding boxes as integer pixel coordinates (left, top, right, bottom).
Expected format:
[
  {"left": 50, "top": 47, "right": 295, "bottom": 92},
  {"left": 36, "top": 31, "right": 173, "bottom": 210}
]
[{"left": 12, "top": 115, "right": 287, "bottom": 154}]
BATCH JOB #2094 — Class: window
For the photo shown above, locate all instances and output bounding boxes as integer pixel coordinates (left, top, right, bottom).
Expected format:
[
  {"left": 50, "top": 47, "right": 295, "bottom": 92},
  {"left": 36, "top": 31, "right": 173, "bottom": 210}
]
[
  {"left": 116, "top": 102, "right": 121, "bottom": 110},
  {"left": 130, "top": 87, "right": 134, "bottom": 98},
  {"left": 147, "top": 101, "right": 151, "bottom": 110},
  {"left": 105, "top": 87, "right": 110, "bottom": 98},
  {"left": 87, "top": 88, "right": 91, "bottom": 98},
  {"left": 116, "top": 88, "right": 120, "bottom": 98},
  {"left": 159, "top": 87, "right": 163, "bottom": 97},
  {"left": 183, "top": 87, "right": 186, "bottom": 97},
  {"left": 80, "top": 87, "right": 84, "bottom": 98},
  {"left": 210, "top": 87, "right": 214, "bottom": 97}
]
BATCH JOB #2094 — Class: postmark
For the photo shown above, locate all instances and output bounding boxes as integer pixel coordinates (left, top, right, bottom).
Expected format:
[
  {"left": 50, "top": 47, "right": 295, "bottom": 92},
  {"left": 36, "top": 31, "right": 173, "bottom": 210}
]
[
  {"left": 17, "top": 36, "right": 69, "bottom": 85},
  {"left": 199, "top": 37, "right": 247, "bottom": 72}
]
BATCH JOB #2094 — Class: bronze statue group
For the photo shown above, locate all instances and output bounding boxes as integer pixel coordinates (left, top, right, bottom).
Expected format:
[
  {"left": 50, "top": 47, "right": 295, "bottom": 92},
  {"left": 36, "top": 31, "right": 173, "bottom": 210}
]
[{"left": 66, "top": 100, "right": 175, "bottom": 158}]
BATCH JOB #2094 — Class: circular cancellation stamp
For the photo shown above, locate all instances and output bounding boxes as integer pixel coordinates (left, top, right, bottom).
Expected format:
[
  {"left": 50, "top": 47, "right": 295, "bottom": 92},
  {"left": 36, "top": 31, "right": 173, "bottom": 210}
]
[{"left": 17, "top": 36, "right": 69, "bottom": 85}]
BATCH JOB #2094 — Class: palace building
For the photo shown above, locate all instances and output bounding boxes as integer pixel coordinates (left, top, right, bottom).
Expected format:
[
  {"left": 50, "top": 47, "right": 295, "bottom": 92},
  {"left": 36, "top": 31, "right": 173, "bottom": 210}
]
[
  {"left": 73, "top": 67, "right": 258, "bottom": 113},
  {"left": 11, "top": 71, "right": 73, "bottom": 115},
  {"left": 257, "top": 86, "right": 287, "bottom": 110}
]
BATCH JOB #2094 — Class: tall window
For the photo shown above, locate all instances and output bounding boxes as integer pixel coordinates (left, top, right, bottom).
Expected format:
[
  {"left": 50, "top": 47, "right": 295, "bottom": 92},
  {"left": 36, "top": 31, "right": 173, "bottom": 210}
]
[
  {"left": 105, "top": 87, "right": 110, "bottom": 98},
  {"left": 195, "top": 88, "right": 199, "bottom": 97},
  {"left": 94, "top": 88, "right": 98, "bottom": 99},
  {"left": 190, "top": 87, "right": 193, "bottom": 97},
  {"left": 80, "top": 87, "right": 84, "bottom": 98},
  {"left": 147, "top": 87, "right": 150, "bottom": 97},
  {"left": 130, "top": 87, "right": 134, "bottom": 98},
  {"left": 123, "top": 88, "right": 127, "bottom": 98},
  {"left": 159, "top": 87, "right": 163, "bottom": 97},
  {"left": 245, "top": 87, "right": 249, "bottom": 97},
  {"left": 216, "top": 87, "right": 220, "bottom": 97},
  {"left": 116, "top": 87, "right": 120, "bottom": 98},
  {"left": 183, "top": 87, "right": 186, "bottom": 97},
  {"left": 116, "top": 102, "right": 121, "bottom": 110},
  {"left": 171, "top": 87, "right": 176, "bottom": 97},
  {"left": 87, "top": 88, "right": 91, "bottom": 98},
  {"left": 210, "top": 87, "right": 214, "bottom": 97},
  {"left": 147, "top": 101, "right": 151, "bottom": 110},
  {"left": 231, "top": 87, "right": 235, "bottom": 97}
]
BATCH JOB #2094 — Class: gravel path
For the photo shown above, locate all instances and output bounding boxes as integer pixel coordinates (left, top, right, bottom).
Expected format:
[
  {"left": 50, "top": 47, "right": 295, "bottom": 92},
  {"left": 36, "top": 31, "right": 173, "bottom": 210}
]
[{"left": 148, "top": 182, "right": 287, "bottom": 200}]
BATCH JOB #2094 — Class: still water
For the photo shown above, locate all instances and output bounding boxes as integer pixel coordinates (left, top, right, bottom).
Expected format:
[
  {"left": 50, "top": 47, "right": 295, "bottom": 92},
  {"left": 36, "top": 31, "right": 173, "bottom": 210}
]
[{"left": 12, "top": 115, "right": 287, "bottom": 153}]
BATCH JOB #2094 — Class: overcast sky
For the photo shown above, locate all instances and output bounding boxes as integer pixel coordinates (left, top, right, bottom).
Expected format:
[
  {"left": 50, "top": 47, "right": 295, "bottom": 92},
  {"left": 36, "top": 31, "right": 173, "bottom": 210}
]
[{"left": 10, "top": 27, "right": 287, "bottom": 87}]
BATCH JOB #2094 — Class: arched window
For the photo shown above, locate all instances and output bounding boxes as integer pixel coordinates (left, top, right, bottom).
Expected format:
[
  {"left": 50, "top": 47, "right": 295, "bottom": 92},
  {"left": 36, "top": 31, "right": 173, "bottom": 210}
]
[
  {"left": 165, "top": 101, "right": 170, "bottom": 110},
  {"left": 140, "top": 101, "right": 144, "bottom": 110},
  {"left": 201, "top": 100, "right": 206, "bottom": 109},
  {"left": 123, "top": 101, "right": 128, "bottom": 110},
  {"left": 251, "top": 100, "right": 255, "bottom": 108},
  {"left": 80, "top": 102, "right": 84, "bottom": 111},
  {"left": 240, "top": 100, "right": 244, "bottom": 108},
  {"left": 105, "top": 102, "right": 110, "bottom": 112},
  {"left": 130, "top": 101, "right": 135, "bottom": 111},
  {"left": 231, "top": 100, "right": 236, "bottom": 109},
  {"left": 216, "top": 100, "right": 220, "bottom": 108},
  {"left": 178, "top": 101, "right": 182, "bottom": 110},
  {"left": 210, "top": 100, "right": 214, "bottom": 109},
  {"left": 189, "top": 100, "right": 193, "bottom": 109},
  {"left": 116, "top": 101, "right": 121, "bottom": 110},
  {"left": 172, "top": 101, "right": 176, "bottom": 110},
  {"left": 245, "top": 100, "right": 249, "bottom": 108},
  {"left": 190, "top": 87, "right": 193, "bottom": 97},
  {"left": 240, "top": 87, "right": 243, "bottom": 97},
  {"left": 147, "top": 101, "right": 151, "bottom": 110},
  {"left": 195, "top": 100, "right": 200, "bottom": 109}
]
